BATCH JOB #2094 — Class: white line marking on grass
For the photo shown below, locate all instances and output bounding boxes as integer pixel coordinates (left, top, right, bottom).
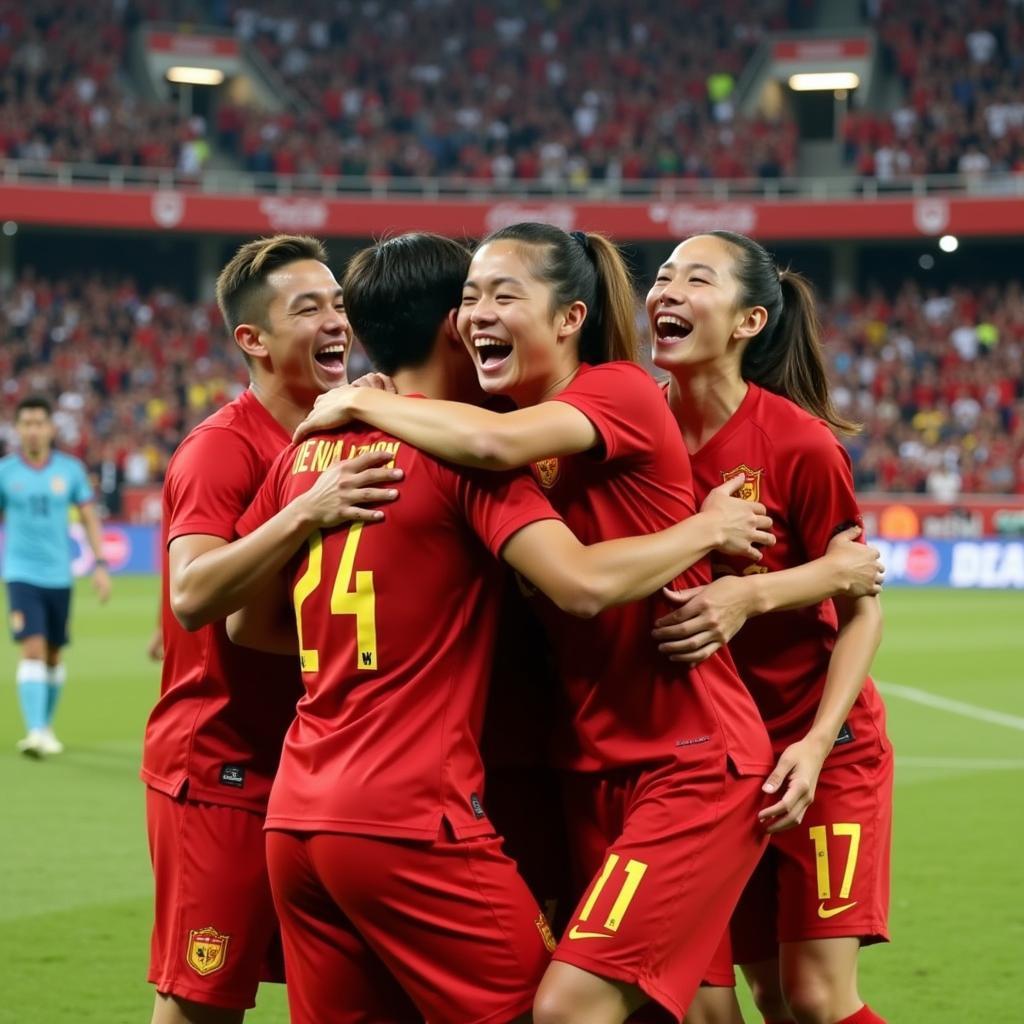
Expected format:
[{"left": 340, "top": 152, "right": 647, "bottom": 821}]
[{"left": 878, "top": 681, "right": 1024, "bottom": 732}]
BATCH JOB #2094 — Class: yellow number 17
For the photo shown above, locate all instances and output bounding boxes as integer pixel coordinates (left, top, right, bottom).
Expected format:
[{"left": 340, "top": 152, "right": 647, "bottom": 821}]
[
  {"left": 291, "top": 526, "right": 378, "bottom": 673},
  {"left": 809, "top": 822, "right": 861, "bottom": 899}
]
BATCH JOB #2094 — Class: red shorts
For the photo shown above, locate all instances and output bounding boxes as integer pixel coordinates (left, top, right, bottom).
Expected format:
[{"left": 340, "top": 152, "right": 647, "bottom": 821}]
[
  {"left": 705, "top": 750, "right": 894, "bottom": 977},
  {"left": 146, "top": 788, "right": 283, "bottom": 1010},
  {"left": 557, "top": 758, "right": 768, "bottom": 1023},
  {"left": 266, "top": 826, "right": 554, "bottom": 1024}
]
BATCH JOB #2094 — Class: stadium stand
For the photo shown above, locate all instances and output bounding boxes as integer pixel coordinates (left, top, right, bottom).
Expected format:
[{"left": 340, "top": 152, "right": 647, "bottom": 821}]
[
  {"left": 2, "top": 0, "right": 802, "bottom": 182},
  {"left": 6, "top": 0, "right": 1022, "bottom": 186},
  {"left": 851, "top": 0, "right": 1024, "bottom": 178},
  {"left": 1, "top": 269, "right": 1021, "bottom": 501},
  {"left": 2, "top": 1, "right": 1023, "bottom": 507}
]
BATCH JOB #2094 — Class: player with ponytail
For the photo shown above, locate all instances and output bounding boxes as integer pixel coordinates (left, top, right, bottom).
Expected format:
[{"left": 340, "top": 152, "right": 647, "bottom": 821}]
[{"left": 647, "top": 231, "right": 891, "bottom": 1024}]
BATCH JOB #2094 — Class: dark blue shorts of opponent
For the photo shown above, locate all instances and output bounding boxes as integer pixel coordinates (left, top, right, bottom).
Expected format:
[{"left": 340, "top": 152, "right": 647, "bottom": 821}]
[{"left": 6, "top": 582, "right": 71, "bottom": 646}]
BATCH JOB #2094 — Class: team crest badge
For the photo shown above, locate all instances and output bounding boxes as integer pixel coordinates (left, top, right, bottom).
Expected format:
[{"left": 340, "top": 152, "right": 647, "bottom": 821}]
[
  {"left": 533, "top": 457, "right": 560, "bottom": 489},
  {"left": 186, "top": 926, "right": 230, "bottom": 976},
  {"left": 721, "top": 464, "right": 762, "bottom": 502},
  {"left": 50, "top": 476, "right": 67, "bottom": 495},
  {"left": 535, "top": 913, "right": 558, "bottom": 953},
  {"left": 9, "top": 610, "right": 24, "bottom": 634}
]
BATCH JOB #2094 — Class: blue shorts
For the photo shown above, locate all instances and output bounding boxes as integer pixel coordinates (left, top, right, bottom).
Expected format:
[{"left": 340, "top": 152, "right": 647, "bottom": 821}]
[{"left": 6, "top": 582, "right": 71, "bottom": 647}]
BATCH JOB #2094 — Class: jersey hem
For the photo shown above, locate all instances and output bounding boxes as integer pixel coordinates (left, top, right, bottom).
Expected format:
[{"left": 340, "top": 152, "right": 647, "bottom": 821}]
[
  {"left": 777, "top": 923, "right": 890, "bottom": 945},
  {"left": 264, "top": 815, "right": 496, "bottom": 840},
  {"left": 149, "top": 976, "right": 257, "bottom": 1011},
  {"left": 142, "top": 774, "right": 272, "bottom": 813}
]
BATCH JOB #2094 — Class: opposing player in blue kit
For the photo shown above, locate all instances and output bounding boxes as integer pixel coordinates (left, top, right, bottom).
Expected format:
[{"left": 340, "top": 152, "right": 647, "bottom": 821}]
[{"left": 0, "top": 396, "right": 111, "bottom": 756}]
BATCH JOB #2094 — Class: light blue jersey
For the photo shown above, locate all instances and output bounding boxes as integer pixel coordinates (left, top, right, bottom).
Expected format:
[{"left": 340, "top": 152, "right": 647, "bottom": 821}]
[{"left": 0, "top": 452, "right": 94, "bottom": 587}]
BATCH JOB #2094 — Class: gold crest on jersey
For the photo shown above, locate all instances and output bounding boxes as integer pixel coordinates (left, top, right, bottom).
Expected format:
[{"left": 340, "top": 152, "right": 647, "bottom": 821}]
[
  {"left": 186, "top": 926, "right": 230, "bottom": 976},
  {"left": 50, "top": 476, "right": 67, "bottom": 495},
  {"left": 534, "top": 457, "right": 560, "bottom": 489},
  {"left": 535, "top": 913, "right": 558, "bottom": 953},
  {"left": 721, "top": 464, "right": 762, "bottom": 502}
]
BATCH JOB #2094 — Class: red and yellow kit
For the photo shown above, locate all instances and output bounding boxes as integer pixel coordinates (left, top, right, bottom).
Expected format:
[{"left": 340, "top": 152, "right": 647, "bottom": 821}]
[
  {"left": 236, "top": 418, "right": 560, "bottom": 1023},
  {"left": 142, "top": 389, "right": 301, "bottom": 1007},
  {"left": 528, "top": 362, "right": 773, "bottom": 1021},
  {"left": 686, "top": 382, "right": 892, "bottom": 968},
  {"left": 480, "top": 574, "right": 571, "bottom": 929}
]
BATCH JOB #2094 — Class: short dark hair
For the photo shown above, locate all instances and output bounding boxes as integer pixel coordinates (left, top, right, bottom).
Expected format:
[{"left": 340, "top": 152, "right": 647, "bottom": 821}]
[
  {"left": 342, "top": 233, "right": 471, "bottom": 375},
  {"left": 16, "top": 395, "right": 52, "bottom": 419},
  {"left": 215, "top": 234, "right": 328, "bottom": 331}
]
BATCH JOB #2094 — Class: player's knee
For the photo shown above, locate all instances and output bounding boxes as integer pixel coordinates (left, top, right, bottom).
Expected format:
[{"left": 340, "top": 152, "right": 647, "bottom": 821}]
[
  {"left": 746, "top": 975, "right": 789, "bottom": 1021},
  {"left": 151, "top": 992, "right": 244, "bottom": 1024},
  {"left": 780, "top": 977, "right": 835, "bottom": 1024},
  {"left": 20, "top": 637, "right": 46, "bottom": 660},
  {"left": 533, "top": 985, "right": 578, "bottom": 1024}
]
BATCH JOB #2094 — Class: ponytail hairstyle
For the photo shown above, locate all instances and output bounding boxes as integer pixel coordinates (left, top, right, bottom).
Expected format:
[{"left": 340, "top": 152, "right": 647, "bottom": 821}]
[
  {"left": 479, "top": 222, "right": 639, "bottom": 365},
  {"left": 708, "top": 230, "right": 859, "bottom": 435}
]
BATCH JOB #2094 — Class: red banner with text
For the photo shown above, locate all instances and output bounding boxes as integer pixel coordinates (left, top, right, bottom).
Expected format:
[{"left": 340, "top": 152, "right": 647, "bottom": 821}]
[
  {"left": 2, "top": 183, "right": 1023, "bottom": 241},
  {"left": 859, "top": 496, "right": 1024, "bottom": 540}
]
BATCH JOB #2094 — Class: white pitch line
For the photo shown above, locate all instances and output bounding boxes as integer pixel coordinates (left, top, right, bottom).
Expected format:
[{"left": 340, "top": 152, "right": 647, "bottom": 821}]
[{"left": 878, "top": 681, "right": 1024, "bottom": 732}]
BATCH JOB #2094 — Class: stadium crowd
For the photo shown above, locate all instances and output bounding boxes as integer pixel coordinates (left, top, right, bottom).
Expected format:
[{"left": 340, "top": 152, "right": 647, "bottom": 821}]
[
  {"left": 0, "top": 267, "right": 1020, "bottom": 510},
  {"left": 5, "top": 0, "right": 1024, "bottom": 185},
  {"left": 227, "top": 0, "right": 799, "bottom": 183},
  {"left": 848, "top": 0, "right": 1024, "bottom": 179},
  {"left": 0, "top": 0, "right": 211, "bottom": 175}
]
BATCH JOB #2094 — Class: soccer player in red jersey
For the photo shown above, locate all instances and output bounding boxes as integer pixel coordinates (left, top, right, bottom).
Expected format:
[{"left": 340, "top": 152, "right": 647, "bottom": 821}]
[
  {"left": 229, "top": 232, "right": 772, "bottom": 1024},
  {"left": 293, "top": 223, "right": 780, "bottom": 1024},
  {"left": 141, "top": 235, "right": 404, "bottom": 1024},
  {"left": 646, "top": 231, "right": 891, "bottom": 1024}
]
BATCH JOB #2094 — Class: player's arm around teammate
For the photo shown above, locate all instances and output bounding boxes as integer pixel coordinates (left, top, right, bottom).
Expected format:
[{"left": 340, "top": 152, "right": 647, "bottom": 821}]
[
  {"left": 169, "top": 448, "right": 402, "bottom": 631},
  {"left": 647, "top": 232, "right": 890, "bottom": 1024},
  {"left": 144, "top": 236, "right": 403, "bottom": 1024},
  {"left": 653, "top": 525, "right": 883, "bottom": 666},
  {"left": 290, "top": 225, "right": 779, "bottom": 1024},
  {"left": 230, "top": 469, "right": 770, "bottom": 654}
]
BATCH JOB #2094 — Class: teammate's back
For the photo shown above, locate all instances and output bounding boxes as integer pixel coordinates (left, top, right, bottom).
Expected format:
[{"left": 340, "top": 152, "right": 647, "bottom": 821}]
[{"left": 239, "top": 422, "right": 556, "bottom": 839}]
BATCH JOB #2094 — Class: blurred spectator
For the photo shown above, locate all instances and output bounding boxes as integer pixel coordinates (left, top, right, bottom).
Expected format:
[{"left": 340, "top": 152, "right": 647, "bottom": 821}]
[
  {"left": 1, "top": 0, "right": 798, "bottom": 183},
  {"left": 856, "top": 0, "right": 1024, "bottom": 179},
  {"left": 828, "top": 279, "right": 1024, "bottom": 496},
  {"left": 0, "top": 269, "right": 247, "bottom": 501},
  {"left": 2, "top": 269, "right": 1022, "bottom": 500}
]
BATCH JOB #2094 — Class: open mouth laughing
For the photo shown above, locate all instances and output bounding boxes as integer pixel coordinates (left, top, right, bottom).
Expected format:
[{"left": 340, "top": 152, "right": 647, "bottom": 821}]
[
  {"left": 473, "top": 335, "right": 514, "bottom": 370},
  {"left": 654, "top": 314, "right": 694, "bottom": 342},
  {"left": 314, "top": 341, "right": 347, "bottom": 375}
]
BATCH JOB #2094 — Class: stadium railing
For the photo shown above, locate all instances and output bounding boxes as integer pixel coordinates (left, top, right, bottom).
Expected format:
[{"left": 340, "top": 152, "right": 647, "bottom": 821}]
[{"left": 5, "top": 160, "right": 1024, "bottom": 202}]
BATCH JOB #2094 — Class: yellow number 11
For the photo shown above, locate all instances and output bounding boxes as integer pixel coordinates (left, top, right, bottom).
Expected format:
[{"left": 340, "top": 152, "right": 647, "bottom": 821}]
[{"left": 292, "top": 526, "right": 378, "bottom": 673}]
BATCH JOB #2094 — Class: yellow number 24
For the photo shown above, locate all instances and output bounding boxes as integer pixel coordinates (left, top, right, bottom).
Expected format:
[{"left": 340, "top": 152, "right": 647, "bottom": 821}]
[{"left": 291, "top": 526, "right": 378, "bottom": 673}]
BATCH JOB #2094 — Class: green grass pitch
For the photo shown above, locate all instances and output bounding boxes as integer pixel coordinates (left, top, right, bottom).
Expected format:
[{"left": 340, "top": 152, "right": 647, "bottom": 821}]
[{"left": 1, "top": 578, "right": 1020, "bottom": 1023}]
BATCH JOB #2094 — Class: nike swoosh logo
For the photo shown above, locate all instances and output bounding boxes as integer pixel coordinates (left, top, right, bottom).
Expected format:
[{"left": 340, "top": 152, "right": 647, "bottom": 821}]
[
  {"left": 817, "top": 900, "right": 858, "bottom": 919},
  {"left": 568, "top": 925, "right": 612, "bottom": 940}
]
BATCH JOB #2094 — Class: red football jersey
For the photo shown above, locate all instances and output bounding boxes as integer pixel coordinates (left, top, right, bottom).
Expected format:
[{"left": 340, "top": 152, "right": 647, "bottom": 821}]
[
  {"left": 235, "top": 420, "right": 560, "bottom": 840},
  {"left": 530, "top": 362, "right": 772, "bottom": 775},
  {"left": 141, "top": 389, "right": 303, "bottom": 812},
  {"left": 686, "top": 383, "right": 888, "bottom": 765}
]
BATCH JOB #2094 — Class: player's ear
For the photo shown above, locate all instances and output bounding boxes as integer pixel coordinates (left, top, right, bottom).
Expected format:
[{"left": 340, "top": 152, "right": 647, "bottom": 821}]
[
  {"left": 234, "top": 323, "right": 269, "bottom": 360},
  {"left": 556, "top": 300, "right": 587, "bottom": 341},
  {"left": 445, "top": 308, "right": 461, "bottom": 346},
  {"left": 733, "top": 305, "right": 768, "bottom": 341}
]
